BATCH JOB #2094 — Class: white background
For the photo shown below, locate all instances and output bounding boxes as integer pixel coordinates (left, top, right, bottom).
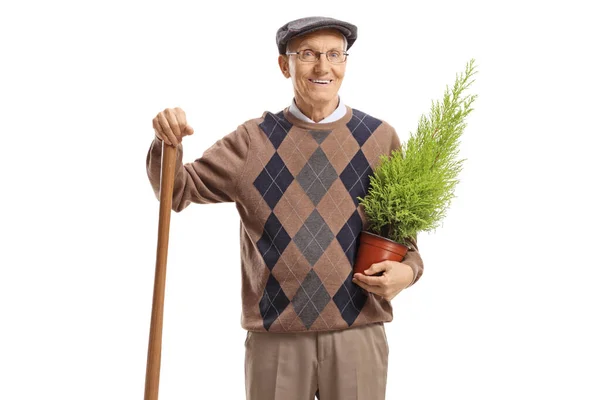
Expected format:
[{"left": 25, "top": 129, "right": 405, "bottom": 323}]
[{"left": 1, "top": 0, "right": 599, "bottom": 399}]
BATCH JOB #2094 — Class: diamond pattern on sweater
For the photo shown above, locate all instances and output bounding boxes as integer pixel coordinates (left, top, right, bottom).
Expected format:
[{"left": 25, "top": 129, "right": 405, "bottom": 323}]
[
  {"left": 259, "top": 274, "right": 290, "bottom": 331},
  {"left": 339, "top": 149, "right": 373, "bottom": 206},
  {"left": 256, "top": 212, "right": 291, "bottom": 270},
  {"left": 296, "top": 146, "right": 338, "bottom": 206},
  {"left": 259, "top": 110, "right": 293, "bottom": 150},
  {"left": 346, "top": 108, "right": 383, "bottom": 147},
  {"left": 336, "top": 209, "right": 363, "bottom": 265},
  {"left": 253, "top": 152, "right": 294, "bottom": 210},
  {"left": 292, "top": 269, "right": 331, "bottom": 329},
  {"left": 333, "top": 271, "right": 368, "bottom": 326},
  {"left": 254, "top": 109, "right": 383, "bottom": 331},
  {"left": 309, "top": 129, "right": 330, "bottom": 145},
  {"left": 293, "top": 209, "right": 335, "bottom": 266}
]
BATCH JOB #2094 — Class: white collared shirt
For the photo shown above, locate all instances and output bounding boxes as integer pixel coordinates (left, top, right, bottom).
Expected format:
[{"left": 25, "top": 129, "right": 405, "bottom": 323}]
[{"left": 289, "top": 96, "right": 346, "bottom": 123}]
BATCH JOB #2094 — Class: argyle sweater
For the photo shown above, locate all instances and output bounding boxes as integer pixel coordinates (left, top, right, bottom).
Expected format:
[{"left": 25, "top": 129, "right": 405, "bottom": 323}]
[{"left": 146, "top": 105, "right": 424, "bottom": 333}]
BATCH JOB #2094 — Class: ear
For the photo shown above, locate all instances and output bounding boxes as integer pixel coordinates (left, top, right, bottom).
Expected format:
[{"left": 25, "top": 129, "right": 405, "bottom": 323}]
[{"left": 278, "top": 54, "right": 290, "bottom": 78}]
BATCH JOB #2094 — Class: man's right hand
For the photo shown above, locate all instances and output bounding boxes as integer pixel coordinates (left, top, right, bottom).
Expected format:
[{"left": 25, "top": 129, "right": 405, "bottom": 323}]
[{"left": 152, "top": 107, "right": 194, "bottom": 146}]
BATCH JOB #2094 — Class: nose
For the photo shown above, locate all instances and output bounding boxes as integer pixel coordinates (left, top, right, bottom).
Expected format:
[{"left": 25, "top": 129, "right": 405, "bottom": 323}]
[{"left": 314, "top": 54, "right": 331, "bottom": 73}]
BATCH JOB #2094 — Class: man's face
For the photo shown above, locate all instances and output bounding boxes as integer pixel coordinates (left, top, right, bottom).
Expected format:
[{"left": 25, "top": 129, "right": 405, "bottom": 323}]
[{"left": 278, "top": 29, "right": 346, "bottom": 107}]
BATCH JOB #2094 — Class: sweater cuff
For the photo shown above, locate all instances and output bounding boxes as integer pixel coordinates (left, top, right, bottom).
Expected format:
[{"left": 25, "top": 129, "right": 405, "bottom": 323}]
[{"left": 401, "top": 239, "right": 423, "bottom": 288}]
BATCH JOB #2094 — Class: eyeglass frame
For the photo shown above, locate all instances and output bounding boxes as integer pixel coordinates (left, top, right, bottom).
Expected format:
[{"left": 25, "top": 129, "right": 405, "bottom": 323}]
[{"left": 285, "top": 48, "right": 349, "bottom": 64}]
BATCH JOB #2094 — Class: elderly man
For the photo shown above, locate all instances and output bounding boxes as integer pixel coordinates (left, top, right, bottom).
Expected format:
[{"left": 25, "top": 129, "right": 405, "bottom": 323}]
[{"left": 147, "top": 16, "right": 424, "bottom": 400}]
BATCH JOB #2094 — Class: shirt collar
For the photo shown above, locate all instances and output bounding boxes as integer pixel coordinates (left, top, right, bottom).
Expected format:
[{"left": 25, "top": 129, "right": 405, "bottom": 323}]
[{"left": 289, "top": 96, "right": 346, "bottom": 124}]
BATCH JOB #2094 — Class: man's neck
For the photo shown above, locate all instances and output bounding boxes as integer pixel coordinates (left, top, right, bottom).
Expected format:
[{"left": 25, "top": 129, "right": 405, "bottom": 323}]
[{"left": 294, "top": 96, "right": 340, "bottom": 123}]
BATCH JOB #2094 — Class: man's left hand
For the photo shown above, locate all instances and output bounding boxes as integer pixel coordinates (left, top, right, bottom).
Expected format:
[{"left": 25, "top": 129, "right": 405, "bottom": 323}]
[{"left": 352, "top": 261, "right": 414, "bottom": 302}]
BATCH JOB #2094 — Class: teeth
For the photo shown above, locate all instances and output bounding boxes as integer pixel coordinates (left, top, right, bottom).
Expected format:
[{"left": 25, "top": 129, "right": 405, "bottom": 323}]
[{"left": 311, "top": 79, "right": 331, "bottom": 84}]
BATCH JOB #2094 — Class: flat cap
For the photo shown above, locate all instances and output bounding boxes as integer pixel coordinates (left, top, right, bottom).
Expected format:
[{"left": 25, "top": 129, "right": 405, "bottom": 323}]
[{"left": 276, "top": 16, "right": 357, "bottom": 55}]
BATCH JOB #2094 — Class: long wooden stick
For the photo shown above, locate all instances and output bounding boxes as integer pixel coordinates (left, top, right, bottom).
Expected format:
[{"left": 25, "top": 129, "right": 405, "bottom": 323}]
[{"left": 144, "top": 141, "right": 177, "bottom": 400}]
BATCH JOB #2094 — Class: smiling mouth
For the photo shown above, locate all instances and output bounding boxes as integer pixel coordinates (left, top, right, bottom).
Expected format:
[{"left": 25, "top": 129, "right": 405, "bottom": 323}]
[{"left": 309, "top": 79, "right": 333, "bottom": 85}]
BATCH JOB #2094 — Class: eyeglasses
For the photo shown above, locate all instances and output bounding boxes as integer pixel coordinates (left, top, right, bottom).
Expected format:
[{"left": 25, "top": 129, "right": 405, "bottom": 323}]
[{"left": 285, "top": 49, "right": 349, "bottom": 64}]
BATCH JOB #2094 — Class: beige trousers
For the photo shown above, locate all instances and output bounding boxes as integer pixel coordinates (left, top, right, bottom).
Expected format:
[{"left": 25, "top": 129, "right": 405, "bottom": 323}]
[{"left": 244, "top": 322, "right": 389, "bottom": 400}]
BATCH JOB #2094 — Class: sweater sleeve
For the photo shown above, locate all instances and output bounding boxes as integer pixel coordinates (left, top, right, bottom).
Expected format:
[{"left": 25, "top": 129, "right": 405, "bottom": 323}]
[
  {"left": 402, "top": 235, "right": 424, "bottom": 288},
  {"left": 390, "top": 125, "right": 424, "bottom": 288},
  {"left": 146, "top": 124, "right": 251, "bottom": 212}
]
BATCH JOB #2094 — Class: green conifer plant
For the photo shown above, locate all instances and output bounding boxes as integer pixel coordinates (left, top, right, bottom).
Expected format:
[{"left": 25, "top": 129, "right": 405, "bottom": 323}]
[{"left": 357, "top": 58, "right": 478, "bottom": 248}]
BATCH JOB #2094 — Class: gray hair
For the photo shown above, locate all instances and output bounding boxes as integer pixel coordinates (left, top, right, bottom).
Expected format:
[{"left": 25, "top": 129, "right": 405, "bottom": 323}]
[{"left": 285, "top": 32, "right": 348, "bottom": 54}]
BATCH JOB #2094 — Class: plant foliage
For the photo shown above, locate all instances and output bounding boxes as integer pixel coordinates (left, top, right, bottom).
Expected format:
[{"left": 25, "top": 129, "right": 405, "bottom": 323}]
[{"left": 357, "top": 59, "right": 478, "bottom": 246}]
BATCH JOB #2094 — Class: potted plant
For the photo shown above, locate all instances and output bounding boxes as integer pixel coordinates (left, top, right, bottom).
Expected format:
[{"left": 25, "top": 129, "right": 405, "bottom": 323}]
[{"left": 354, "top": 58, "right": 478, "bottom": 276}]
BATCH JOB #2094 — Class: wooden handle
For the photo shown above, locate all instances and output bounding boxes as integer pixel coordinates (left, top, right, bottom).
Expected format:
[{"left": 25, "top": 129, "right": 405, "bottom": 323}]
[{"left": 144, "top": 141, "right": 177, "bottom": 400}]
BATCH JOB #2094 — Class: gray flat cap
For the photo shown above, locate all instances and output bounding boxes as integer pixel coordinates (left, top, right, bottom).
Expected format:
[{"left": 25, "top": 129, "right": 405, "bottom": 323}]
[{"left": 276, "top": 16, "right": 357, "bottom": 55}]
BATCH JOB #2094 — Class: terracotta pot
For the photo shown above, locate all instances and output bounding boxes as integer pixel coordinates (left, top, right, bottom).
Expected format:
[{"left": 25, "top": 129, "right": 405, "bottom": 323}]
[{"left": 354, "top": 230, "right": 409, "bottom": 276}]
